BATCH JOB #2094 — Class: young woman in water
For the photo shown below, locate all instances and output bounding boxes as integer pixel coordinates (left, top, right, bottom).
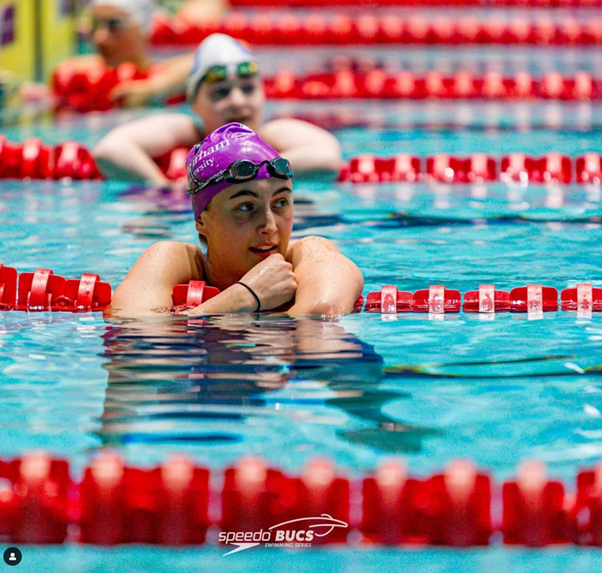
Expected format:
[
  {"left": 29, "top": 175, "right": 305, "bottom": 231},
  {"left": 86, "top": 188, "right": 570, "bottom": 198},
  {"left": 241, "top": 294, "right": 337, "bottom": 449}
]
[
  {"left": 93, "top": 33, "right": 341, "bottom": 183},
  {"left": 110, "top": 122, "right": 362, "bottom": 316}
]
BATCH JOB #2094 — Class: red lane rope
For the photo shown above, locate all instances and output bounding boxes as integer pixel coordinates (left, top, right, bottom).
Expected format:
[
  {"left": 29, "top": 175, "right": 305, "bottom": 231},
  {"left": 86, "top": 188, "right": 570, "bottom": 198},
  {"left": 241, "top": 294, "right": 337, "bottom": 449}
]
[
  {"left": 339, "top": 152, "right": 602, "bottom": 184},
  {"left": 43, "top": 66, "right": 602, "bottom": 112},
  {"left": 51, "top": 61, "right": 186, "bottom": 113},
  {"left": 173, "top": 280, "right": 601, "bottom": 315},
  {"left": 1, "top": 137, "right": 602, "bottom": 187},
  {"left": 153, "top": 12, "right": 602, "bottom": 47},
  {"left": 229, "top": 0, "right": 602, "bottom": 6},
  {"left": 265, "top": 70, "right": 602, "bottom": 100},
  {"left": 0, "top": 265, "right": 111, "bottom": 312},
  {"left": 1, "top": 267, "right": 599, "bottom": 315},
  {"left": 0, "top": 137, "right": 102, "bottom": 181},
  {"left": 2, "top": 138, "right": 602, "bottom": 186},
  {"left": 2, "top": 452, "right": 602, "bottom": 546}
]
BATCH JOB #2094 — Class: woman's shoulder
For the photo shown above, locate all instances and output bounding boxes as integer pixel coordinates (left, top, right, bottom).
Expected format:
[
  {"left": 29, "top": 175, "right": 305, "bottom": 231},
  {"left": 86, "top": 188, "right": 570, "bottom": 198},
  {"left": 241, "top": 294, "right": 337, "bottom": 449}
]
[
  {"left": 286, "top": 236, "right": 337, "bottom": 263},
  {"left": 143, "top": 240, "right": 204, "bottom": 278}
]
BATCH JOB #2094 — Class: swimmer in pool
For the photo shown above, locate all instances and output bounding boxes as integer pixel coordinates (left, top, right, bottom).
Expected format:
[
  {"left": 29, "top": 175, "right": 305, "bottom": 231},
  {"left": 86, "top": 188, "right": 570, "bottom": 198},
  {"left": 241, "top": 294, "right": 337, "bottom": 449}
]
[
  {"left": 110, "top": 122, "right": 361, "bottom": 316},
  {"left": 63, "top": 0, "right": 193, "bottom": 107},
  {"left": 93, "top": 33, "right": 341, "bottom": 183}
]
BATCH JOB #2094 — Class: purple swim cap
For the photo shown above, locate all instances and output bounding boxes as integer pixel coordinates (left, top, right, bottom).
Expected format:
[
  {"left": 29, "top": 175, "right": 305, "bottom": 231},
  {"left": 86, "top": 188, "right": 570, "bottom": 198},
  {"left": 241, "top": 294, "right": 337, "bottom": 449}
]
[{"left": 187, "top": 123, "right": 281, "bottom": 221}]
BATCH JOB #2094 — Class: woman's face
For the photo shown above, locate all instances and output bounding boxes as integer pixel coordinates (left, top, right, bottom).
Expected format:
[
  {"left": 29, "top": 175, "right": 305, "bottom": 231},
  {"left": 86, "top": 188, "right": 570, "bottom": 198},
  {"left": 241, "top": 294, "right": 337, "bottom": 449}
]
[
  {"left": 197, "top": 176, "right": 294, "bottom": 283},
  {"left": 91, "top": 5, "right": 147, "bottom": 67},
  {"left": 193, "top": 74, "right": 265, "bottom": 133}
]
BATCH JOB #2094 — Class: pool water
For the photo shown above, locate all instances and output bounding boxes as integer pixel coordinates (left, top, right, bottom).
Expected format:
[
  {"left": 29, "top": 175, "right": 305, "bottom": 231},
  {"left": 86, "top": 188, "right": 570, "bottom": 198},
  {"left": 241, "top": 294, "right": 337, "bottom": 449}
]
[{"left": 2, "top": 51, "right": 602, "bottom": 571}]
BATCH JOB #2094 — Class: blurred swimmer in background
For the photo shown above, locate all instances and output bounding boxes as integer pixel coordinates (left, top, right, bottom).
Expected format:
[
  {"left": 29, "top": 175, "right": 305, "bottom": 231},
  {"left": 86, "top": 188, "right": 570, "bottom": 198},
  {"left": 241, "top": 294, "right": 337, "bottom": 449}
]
[
  {"left": 62, "top": 0, "right": 194, "bottom": 107},
  {"left": 93, "top": 33, "right": 342, "bottom": 183}
]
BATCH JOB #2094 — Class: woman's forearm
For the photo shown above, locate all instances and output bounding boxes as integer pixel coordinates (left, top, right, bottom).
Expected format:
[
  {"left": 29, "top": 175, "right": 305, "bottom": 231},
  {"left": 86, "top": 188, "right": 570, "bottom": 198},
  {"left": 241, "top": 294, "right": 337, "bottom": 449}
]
[
  {"left": 185, "top": 283, "right": 258, "bottom": 315},
  {"left": 93, "top": 138, "right": 169, "bottom": 183}
]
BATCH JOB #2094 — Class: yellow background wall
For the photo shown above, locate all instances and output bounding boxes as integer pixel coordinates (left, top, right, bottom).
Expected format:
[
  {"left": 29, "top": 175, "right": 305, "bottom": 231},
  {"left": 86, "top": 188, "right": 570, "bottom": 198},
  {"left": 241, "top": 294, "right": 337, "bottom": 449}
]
[
  {"left": 0, "top": 0, "right": 36, "bottom": 81},
  {"left": 0, "top": 0, "right": 76, "bottom": 83},
  {"left": 41, "top": 0, "right": 77, "bottom": 80}
]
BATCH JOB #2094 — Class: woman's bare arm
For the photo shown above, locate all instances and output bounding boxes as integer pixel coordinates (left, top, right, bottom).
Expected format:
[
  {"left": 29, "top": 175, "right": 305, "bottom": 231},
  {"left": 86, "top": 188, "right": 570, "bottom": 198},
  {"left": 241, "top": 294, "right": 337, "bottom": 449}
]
[
  {"left": 109, "top": 53, "right": 195, "bottom": 107},
  {"left": 259, "top": 119, "right": 342, "bottom": 175},
  {"left": 109, "top": 241, "right": 259, "bottom": 318},
  {"left": 287, "top": 236, "right": 363, "bottom": 316},
  {"left": 93, "top": 114, "right": 200, "bottom": 183}
]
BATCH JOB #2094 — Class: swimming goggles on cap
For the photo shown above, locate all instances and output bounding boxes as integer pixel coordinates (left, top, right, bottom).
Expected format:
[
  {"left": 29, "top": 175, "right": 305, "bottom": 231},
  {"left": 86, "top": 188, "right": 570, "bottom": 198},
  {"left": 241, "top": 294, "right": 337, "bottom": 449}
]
[
  {"left": 187, "top": 157, "right": 293, "bottom": 195},
  {"left": 201, "top": 61, "right": 260, "bottom": 84}
]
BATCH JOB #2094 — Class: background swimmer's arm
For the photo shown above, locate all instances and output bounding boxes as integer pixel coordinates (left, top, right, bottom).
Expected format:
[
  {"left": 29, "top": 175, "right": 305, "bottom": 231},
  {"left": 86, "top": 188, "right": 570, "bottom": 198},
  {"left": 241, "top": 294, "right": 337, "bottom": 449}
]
[
  {"left": 110, "top": 241, "right": 259, "bottom": 317},
  {"left": 287, "top": 237, "right": 363, "bottom": 316},
  {"left": 93, "top": 114, "right": 200, "bottom": 183},
  {"left": 259, "top": 119, "right": 342, "bottom": 176},
  {"left": 109, "top": 54, "right": 195, "bottom": 108},
  {"left": 54, "top": 55, "right": 102, "bottom": 72},
  {"left": 178, "top": 0, "right": 228, "bottom": 22}
]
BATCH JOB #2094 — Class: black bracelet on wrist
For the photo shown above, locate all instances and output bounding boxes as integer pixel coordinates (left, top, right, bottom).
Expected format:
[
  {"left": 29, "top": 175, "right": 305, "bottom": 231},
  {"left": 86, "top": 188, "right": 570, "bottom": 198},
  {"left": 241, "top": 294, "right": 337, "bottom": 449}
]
[{"left": 235, "top": 281, "right": 261, "bottom": 312}]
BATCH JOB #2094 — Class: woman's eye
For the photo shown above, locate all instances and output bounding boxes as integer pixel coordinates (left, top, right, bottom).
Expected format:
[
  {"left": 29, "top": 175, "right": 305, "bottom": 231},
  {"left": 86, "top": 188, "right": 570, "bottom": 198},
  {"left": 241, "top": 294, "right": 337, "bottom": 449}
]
[
  {"left": 273, "top": 198, "right": 289, "bottom": 208},
  {"left": 241, "top": 84, "right": 256, "bottom": 95},
  {"left": 236, "top": 203, "right": 254, "bottom": 212},
  {"left": 212, "top": 88, "right": 231, "bottom": 100}
]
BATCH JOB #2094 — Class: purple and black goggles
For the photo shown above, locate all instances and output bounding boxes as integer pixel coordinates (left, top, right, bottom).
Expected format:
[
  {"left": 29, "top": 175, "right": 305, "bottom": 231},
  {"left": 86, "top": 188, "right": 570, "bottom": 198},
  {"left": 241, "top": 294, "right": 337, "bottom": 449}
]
[{"left": 187, "top": 157, "right": 293, "bottom": 196}]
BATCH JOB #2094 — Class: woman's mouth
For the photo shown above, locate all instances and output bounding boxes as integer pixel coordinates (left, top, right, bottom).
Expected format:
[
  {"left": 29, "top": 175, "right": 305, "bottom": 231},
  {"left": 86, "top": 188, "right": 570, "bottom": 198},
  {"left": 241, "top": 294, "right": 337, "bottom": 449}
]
[
  {"left": 250, "top": 244, "right": 278, "bottom": 257},
  {"left": 229, "top": 115, "right": 252, "bottom": 125}
]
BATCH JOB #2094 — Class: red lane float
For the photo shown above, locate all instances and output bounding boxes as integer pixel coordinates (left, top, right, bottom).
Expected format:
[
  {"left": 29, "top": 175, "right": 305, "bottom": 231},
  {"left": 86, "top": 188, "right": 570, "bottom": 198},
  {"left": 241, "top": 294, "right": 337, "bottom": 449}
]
[
  {"left": 222, "top": 457, "right": 349, "bottom": 544},
  {"left": 363, "top": 284, "right": 593, "bottom": 314},
  {"left": 339, "top": 153, "right": 602, "bottom": 184},
  {"left": 229, "top": 0, "right": 602, "bottom": 6},
  {"left": 1, "top": 140, "right": 601, "bottom": 186},
  {"left": 0, "top": 453, "right": 71, "bottom": 544},
  {"left": 1, "top": 265, "right": 600, "bottom": 316},
  {"left": 51, "top": 61, "right": 186, "bottom": 113},
  {"left": 361, "top": 459, "right": 491, "bottom": 546},
  {"left": 0, "top": 265, "right": 111, "bottom": 312},
  {"left": 0, "top": 136, "right": 103, "bottom": 181},
  {"left": 0, "top": 138, "right": 189, "bottom": 182},
  {"left": 502, "top": 461, "right": 570, "bottom": 546},
  {"left": 573, "top": 464, "right": 602, "bottom": 545},
  {"left": 3, "top": 453, "right": 602, "bottom": 546},
  {"left": 463, "top": 285, "right": 510, "bottom": 313},
  {"left": 171, "top": 280, "right": 601, "bottom": 315},
  {"left": 172, "top": 280, "right": 220, "bottom": 308},
  {"left": 264, "top": 70, "right": 602, "bottom": 100},
  {"left": 52, "top": 62, "right": 149, "bottom": 113},
  {"left": 79, "top": 452, "right": 210, "bottom": 545},
  {"left": 153, "top": 12, "right": 602, "bottom": 47}
]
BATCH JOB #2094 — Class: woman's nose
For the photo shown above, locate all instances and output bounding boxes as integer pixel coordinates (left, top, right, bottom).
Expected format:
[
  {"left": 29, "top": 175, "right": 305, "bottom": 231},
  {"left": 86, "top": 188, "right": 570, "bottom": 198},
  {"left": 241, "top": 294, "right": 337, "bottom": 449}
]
[
  {"left": 228, "top": 86, "right": 247, "bottom": 108},
  {"left": 258, "top": 208, "right": 277, "bottom": 235}
]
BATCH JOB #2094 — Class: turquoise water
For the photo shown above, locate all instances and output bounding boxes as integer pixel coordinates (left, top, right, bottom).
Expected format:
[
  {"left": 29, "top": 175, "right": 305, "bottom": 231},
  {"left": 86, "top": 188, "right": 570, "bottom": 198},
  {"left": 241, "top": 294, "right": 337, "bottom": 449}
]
[
  {"left": 2, "top": 97, "right": 602, "bottom": 569},
  {"left": 13, "top": 546, "right": 602, "bottom": 573}
]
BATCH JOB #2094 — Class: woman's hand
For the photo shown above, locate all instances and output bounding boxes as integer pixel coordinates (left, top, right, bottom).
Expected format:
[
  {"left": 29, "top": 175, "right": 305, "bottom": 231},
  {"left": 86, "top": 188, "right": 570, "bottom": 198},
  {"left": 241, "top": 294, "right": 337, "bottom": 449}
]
[{"left": 240, "top": 254, "right": 297, "bottom": 311}]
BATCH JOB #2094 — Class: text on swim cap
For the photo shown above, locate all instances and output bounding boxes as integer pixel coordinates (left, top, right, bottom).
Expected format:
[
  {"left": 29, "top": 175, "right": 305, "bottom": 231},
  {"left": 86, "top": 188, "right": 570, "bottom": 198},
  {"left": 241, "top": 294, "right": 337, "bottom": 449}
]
[{"left": 193, "top": 140, "right": 230, "bottom": 178}]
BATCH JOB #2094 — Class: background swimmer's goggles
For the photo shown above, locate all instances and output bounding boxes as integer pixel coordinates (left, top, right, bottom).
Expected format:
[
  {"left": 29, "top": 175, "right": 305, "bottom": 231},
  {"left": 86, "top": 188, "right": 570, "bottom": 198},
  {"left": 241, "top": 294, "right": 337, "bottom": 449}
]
[
  {"left": 201, "top": 61, "right": 260, "bottom": 84},
  {"left": 187, "top": 158, "right": 293, "bottom": 195},
  {"left": 91, "top": 17, "right": 132, "bottom": 34}
]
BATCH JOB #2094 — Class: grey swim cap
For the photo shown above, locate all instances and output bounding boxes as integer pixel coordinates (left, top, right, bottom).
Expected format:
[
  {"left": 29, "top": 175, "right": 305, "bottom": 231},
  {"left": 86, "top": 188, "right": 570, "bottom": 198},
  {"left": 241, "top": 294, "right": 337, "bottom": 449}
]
[
  {"left": 91, "top": 0, "right": 157, "bottom": 35},
  {"left": 186, "top": 34, "right": 258, "bottom": 102}
]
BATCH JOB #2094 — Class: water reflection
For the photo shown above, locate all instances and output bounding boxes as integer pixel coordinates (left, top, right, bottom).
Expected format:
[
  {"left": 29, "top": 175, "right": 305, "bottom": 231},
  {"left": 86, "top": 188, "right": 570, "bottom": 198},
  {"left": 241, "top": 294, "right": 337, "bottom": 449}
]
[{"left": 98, "top": 316, "right": 437, "bottom": 458}]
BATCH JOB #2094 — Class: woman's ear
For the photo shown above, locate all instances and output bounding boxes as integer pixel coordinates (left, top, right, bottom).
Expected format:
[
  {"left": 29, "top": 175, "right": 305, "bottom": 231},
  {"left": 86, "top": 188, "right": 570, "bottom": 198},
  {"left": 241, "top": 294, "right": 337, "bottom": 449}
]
[{"left": 195, "top": 217, "right": 205, "bottom": 237}]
